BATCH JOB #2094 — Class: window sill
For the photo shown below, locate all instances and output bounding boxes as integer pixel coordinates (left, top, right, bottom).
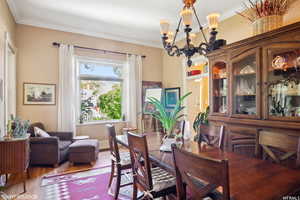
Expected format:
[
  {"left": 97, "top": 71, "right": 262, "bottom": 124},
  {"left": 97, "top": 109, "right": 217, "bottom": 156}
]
[{"left": 77, "top": 120, "right": 126, "bottom": 127}]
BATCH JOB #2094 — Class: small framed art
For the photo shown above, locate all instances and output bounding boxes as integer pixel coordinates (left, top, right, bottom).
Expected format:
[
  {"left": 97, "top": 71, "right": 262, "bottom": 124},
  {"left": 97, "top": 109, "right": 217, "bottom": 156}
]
[
  {"left": 23, "top": 83, "right": 56, "bottom": 105},
  {"left": 164, "top": 87, "right": 181, "bottom": 109}
]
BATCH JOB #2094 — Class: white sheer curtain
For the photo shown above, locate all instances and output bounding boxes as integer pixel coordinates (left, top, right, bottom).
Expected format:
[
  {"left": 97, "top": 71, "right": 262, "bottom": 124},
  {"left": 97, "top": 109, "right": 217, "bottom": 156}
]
[
  {"left": 57, "top": 44, "right": 78, "bottom": 135},
  {"left": 122, "top": 55, "right": 143, "bottom": 129}
]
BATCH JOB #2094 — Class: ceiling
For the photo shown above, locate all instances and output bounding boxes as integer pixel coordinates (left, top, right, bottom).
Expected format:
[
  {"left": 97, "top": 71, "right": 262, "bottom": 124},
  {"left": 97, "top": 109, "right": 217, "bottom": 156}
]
[{"left": 7, "top": 0, "right": 243, "bottom": 48}]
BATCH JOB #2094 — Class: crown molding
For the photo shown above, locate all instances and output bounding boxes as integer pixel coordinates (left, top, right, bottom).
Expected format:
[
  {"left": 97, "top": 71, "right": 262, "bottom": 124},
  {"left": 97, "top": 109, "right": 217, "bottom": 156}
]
[
  {"left": 221, "top": 4, "right": 244, "bottom": 21},
  {"left": 6, "top": 0, "right": 162, "bottom": 48},
  {"left": 17, "top": 19, "right": 162, "bottom": 48},
  {"left": 6, "top": 0, "right": 20, "bottom": 21}
]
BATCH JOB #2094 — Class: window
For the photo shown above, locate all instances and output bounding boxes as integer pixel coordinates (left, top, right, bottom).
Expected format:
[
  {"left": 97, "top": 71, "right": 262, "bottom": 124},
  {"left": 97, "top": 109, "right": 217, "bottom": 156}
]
[{"left": 78, "top": 58, "right": 123, "bottom": 124}]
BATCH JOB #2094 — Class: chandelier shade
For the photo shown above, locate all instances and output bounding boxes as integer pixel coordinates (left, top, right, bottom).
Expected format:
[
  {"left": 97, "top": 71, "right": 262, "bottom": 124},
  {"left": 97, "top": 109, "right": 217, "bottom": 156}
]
[
  {"left": 180, "top": 8, "right": 193, "bottom": 26},
  {"left": 160, "top": 0, "right": 226, "bottom": 67},
  {"left": 207, "top": 13, "right": 220, "bottom": 29},
  {"left": 160, "top": 20, "right": 170, "bottom": 35}
]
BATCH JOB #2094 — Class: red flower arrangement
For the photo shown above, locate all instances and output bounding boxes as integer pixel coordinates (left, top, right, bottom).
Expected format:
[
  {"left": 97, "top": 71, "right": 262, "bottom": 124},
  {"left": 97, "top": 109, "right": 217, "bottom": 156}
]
[{"left": 237, "top": 0, "right": 288, "bottom": 22}]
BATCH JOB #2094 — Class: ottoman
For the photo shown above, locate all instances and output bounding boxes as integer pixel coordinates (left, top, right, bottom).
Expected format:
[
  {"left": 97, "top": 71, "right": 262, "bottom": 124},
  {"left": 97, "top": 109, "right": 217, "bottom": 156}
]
[{"left": 69, "top": 139, "right": 99, "bottom": 165}]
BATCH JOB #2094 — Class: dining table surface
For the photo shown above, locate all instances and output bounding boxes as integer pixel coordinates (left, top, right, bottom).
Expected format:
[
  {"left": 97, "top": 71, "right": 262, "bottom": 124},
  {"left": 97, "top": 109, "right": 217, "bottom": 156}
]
[{"left": 116, "top": 132, "right": 300, "bottom": 200}]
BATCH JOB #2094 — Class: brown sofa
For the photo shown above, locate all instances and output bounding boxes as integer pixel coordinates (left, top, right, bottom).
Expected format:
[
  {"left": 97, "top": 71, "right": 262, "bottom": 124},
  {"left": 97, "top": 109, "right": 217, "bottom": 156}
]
[{"left": 28, "top": 122, "right": 73, "bottom": 167}]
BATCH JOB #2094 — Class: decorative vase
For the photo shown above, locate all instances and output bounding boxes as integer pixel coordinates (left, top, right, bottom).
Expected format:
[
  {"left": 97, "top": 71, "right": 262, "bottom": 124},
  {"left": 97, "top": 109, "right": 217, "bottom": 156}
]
[
  {"left": 160, "top": 131, "right": 183, "bottom": 152},
  {"left": 11, "top": 118, "right": 30, "bottom": 138},
  {"left": 253, "top": 15, "right": 283, "bottom": 35}
]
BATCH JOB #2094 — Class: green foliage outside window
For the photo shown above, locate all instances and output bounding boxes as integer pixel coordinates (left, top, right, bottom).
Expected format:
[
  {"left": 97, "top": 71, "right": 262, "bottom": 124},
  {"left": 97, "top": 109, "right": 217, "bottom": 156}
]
[
  {"left": 80, "top": 96, "right": 94, "bottom": 123},
  {"left": 98, "top": 85, "right": 122, "bottom": 120}
]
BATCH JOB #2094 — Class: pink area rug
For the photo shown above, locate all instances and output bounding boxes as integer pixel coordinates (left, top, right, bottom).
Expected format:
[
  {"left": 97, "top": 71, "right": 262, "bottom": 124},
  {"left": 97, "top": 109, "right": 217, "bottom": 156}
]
[{"left": 41, "top": 166, "right": 135, "bottom": 200}]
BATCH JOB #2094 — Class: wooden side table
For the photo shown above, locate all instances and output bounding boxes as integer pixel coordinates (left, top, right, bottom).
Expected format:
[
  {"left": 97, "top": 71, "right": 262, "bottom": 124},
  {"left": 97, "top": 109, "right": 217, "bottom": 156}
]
[{"left": 0, "top": 136, "right": 30, "bottom": 193}]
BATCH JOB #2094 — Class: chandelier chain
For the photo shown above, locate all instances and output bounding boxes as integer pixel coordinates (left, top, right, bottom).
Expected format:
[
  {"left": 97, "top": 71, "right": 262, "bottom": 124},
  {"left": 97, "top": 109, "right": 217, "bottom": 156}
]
[{"left": 192, "top": 5, "right": 208, "bottom": 44}]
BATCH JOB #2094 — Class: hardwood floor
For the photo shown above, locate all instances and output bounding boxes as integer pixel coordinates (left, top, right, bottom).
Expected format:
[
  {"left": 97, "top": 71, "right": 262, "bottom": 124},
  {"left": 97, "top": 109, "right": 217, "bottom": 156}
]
[{"left": 1, "top": 150, "right": 112, "bottom": 200}]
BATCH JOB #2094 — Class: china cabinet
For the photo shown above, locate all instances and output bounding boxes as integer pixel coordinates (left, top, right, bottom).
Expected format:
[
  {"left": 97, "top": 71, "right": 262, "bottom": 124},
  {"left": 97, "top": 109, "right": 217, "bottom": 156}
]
[{"left": 207, "top": 21, "right": 300, "bottom": 157}]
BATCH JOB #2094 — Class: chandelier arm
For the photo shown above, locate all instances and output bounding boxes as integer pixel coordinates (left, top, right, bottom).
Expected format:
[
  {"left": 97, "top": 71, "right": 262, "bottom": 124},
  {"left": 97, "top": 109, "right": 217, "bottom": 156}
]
[
  {"left": 192, "top": 5, "right": 208, "bottom": 44},
  {"left": 172, "top": 17, "right": 182, "bottom": 47},
  {"left": 167, "top": 45, "right": 181, "bottom": 57},
  {"left": 161, "top": 36, "right": 168, "bottom": 49},
  {"left": 179, "top": 47, "right": 185, "bottom": 55},
  {"left": 197, "top": 42, "right": 209, "bottom": 55}
]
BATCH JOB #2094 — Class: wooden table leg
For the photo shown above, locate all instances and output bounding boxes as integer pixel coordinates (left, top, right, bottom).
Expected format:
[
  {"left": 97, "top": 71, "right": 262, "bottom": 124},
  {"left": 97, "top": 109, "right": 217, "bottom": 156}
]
[
  {"left": 5, "top": 174, "right": 8, "bottom": 185},
  {"left": 23, "top": 170, "right": 28, "bottom": 193}
]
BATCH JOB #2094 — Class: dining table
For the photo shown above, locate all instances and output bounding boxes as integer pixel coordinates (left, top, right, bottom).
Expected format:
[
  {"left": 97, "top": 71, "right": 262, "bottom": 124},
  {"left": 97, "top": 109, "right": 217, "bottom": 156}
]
[{"left": 116, "top": 132, "right": 300, "bottom": 200}]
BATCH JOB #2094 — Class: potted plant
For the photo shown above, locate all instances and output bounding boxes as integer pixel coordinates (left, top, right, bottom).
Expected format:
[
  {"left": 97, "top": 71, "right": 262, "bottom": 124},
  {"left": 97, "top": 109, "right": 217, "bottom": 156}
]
[
  {"left": 145, "top": 92, "right": 191, "bottom": 151},
  {"left": 193, "top": 106, "right": 209, "bottom": 142}
]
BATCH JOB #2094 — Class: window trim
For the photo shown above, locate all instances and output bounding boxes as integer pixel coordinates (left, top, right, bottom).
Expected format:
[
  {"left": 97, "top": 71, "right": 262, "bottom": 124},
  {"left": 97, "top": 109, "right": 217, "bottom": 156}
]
[
  {"left": 76, "top": 56, "right": 125, "bottom": 67},
  {"left": 76, "top": 56, "right": 125, "bottom": 125},
  {"left": 80, "top": 74, "right": 123, "bottom": 82},
  {"left": 76, "top": 120, "right": 126, "bottom": 127}
]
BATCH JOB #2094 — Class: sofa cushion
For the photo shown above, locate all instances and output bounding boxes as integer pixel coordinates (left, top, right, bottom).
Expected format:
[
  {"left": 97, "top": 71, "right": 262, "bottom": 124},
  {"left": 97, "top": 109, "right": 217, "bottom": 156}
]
[
  {"left": 59, "top": 141, "right": 72, "bottom": 150},
  {"left": 28, "top": 122, "right": 46, "bottom": 137},
  {"left": 69, "top": 139, "right": 99, "bottom": 153},
  {"left": 34, "top": 127, "right": 50, "bottom": 137}
]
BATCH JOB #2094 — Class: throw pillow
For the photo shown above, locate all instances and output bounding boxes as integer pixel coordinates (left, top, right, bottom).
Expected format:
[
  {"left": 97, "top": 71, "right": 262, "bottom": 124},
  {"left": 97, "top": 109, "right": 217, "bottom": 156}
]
[{"left": 34, "top": 127, "right": 50, "bottom": 137}]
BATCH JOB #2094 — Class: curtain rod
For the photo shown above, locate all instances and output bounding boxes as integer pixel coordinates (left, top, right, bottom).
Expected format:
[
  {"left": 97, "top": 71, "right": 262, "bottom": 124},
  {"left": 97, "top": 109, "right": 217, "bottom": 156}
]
[{"left": 52, "top": 42, "right": 146, "bottom": 58}]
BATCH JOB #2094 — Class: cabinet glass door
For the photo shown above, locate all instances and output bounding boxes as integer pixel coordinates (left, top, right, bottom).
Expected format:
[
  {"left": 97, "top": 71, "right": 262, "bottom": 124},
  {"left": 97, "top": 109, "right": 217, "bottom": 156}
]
[
  {"left": 232, "top": 49, "right": 260, "bottom": 118},
  {"left": 212, "top": 61, "right": 227, "bottom": 114},
  {"left": 266, "top": 46, "right": 300, "bottom": 120}
]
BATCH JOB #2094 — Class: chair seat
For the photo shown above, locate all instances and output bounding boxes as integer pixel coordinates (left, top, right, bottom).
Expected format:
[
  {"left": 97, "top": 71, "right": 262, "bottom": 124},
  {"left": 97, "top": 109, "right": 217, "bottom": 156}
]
[
  {"left": 111, "top": 152, "right": 132, "bottom": 166},
  {"left": 151, "top": 167, "right": 176, "bottom": 192},
  {"left": 120, "top": 152, "right": 132, "bottom": 165}
]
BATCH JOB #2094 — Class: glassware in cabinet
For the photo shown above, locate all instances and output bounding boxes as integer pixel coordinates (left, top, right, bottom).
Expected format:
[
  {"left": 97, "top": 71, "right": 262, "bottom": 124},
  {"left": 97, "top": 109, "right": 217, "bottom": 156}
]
[{"left": 212, "top": 61, "right": 228, "bottom": 114}]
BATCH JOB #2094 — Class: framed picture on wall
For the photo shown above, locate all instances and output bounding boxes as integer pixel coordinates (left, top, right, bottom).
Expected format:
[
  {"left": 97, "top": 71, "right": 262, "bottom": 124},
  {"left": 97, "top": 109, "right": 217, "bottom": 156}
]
[
  {"left": 142, "top": 81, "right": 162, "bottom": 107},
  {"left": 143, "top": 88, "right": 163, "bottom": 113},
  {"left": 164, "top": 87, "right": 181, "bottom": 109},
  {"left": 23, "top": 83, "right": 56, "bottom": 105}
]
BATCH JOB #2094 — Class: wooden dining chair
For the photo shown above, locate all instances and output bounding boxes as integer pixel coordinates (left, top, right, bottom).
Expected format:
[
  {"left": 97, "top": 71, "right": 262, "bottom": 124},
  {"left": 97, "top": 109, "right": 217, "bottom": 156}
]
[
  {"left": 197, "top": 125, "right": 225, "bottom": 149},
  {"left": 106, "top": 124, "right": 132, "bottom": 200},
  {"left": 227, "top": 127, "right": 259, "bottom": 158},
  {"left": 258, "top": 130, "right": 300, "bottom": 169},
  {"left": 171, "top": 144, "right": 231, "bottom": 200},
  {"left": 127, "top": 132, "right": 177, "bottom": 200}
]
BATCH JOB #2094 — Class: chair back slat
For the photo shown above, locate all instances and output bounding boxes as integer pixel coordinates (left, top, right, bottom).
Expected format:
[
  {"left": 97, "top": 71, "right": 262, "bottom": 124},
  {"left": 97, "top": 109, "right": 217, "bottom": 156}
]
[
  {"left": 127, "top": 132, "right": 153, "bottom": 191},
  {"left": 172, "top": 144, "right": 230, "bottom": 200},
  {"left": 259, "top": 130, "right": 300, "bottom": 168},
  {"left": 106, "top": 124, "right": 121, "bottom": 163},
  {"left": 259, "top": 131, "right": 298, "bottom": 152},
  {"left": 199, "top": 125, "right": 225, "bottom": 149}
]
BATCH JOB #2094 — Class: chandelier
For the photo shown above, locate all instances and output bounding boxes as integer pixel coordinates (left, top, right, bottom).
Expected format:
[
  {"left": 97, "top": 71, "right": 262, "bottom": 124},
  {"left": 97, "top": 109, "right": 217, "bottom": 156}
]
[{"left": 160, "top": 0, "right": 226, "bottom": 67}]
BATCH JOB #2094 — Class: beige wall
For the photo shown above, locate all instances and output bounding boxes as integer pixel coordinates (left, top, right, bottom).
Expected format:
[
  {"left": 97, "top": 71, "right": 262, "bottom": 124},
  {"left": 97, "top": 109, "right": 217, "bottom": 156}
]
[
  {"left": 162, "top": 0, "right": 300, "bottom": 89},
  {"left": 16, "top": 24, "right": 163, "bottom": 147},
  {"left": 0, "top": 0, "right": 16, "bottom": 43}
]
